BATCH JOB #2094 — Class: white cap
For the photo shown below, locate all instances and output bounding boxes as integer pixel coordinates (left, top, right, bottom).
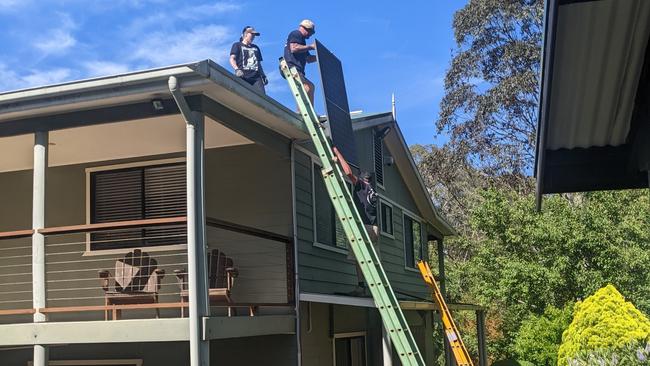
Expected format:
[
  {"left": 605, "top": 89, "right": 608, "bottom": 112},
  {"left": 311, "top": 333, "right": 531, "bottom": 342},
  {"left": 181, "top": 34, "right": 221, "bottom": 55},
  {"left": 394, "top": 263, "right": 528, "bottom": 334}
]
[{"left": 299, "top": 19, "right": 316, "bottom": 33}]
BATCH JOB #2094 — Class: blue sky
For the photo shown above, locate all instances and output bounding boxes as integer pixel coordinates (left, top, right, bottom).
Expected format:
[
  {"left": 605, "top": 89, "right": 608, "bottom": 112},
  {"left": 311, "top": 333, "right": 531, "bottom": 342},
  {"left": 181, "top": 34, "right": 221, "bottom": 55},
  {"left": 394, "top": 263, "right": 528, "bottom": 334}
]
[{"left": 0, "top": 0, "right": 465, "bottom": 146}]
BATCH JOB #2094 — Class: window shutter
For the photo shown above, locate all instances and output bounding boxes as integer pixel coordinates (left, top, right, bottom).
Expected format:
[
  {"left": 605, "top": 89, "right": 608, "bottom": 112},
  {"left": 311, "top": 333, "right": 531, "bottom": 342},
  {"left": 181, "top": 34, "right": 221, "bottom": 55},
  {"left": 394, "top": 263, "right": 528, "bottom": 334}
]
[
  {"left": 374, "top": 137, "right": 384, "bottom": 186},
  {"left": 91, "top": 169, "right": 144, "bottom": 250},
  {"left": 92, "top": 169, "right": 143, "bottom": 223},
  {"left": 90, "top": 163, "right": 187, "bottom": 250},
  {"left": 144, "top": 164, "right": 187, "bottom": 246},
  {"left": 144, "top": 164, "right": 186, "bottom": 219}
]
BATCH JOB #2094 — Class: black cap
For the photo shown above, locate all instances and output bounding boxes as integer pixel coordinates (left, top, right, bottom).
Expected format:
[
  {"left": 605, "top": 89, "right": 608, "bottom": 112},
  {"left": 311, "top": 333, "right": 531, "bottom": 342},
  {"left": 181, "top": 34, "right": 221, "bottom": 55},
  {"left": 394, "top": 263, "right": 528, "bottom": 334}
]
[{"left": 242, "top": 26, "right": 260, "bottom": 36}]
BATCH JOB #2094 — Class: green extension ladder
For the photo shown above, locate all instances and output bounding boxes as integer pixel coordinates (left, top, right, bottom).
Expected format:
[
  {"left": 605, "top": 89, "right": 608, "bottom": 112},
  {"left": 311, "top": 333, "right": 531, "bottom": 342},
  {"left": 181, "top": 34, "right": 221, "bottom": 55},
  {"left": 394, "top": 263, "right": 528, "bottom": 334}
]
[{"left": 280, "top": 58, "right": 425, "bottom": 365}]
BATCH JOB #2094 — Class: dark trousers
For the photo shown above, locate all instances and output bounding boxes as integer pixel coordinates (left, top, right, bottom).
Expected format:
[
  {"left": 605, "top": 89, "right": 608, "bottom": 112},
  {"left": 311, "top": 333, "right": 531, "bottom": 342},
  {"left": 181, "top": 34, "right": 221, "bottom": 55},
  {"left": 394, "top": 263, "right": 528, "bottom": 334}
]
[{"left": 241, "top": 76, "right": 266, "bottom": 94}]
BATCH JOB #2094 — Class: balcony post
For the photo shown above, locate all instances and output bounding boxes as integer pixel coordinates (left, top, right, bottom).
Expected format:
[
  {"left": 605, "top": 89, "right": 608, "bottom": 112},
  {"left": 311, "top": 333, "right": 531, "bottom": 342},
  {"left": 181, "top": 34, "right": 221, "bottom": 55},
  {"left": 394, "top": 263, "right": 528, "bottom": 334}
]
[
  {"left": 382, "top": 325, "right": 393, "bottom": 365},
  {"left": 437, "top": 238, "right": 453, "bottom": 366},
  {"left": 477, "top": 310, "right": 488, "bottom": 366},
  {"left": 186, "top": 110, "right": 210, "bottom": 366},
  {"left": 32, "top": 130, "right": 48, "bottom": 365}
]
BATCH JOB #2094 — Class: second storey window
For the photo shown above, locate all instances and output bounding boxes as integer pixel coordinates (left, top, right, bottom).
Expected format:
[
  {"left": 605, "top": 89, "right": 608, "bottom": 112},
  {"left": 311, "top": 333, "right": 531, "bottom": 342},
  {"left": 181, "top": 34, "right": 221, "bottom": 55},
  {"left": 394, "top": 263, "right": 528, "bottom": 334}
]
[
  {"left": 90, "top": 162, "right": 187, "bottom": 251},
  {"left": 380, "top": 201, "right": 393, "bottom": 236},
  {"left": 313, "top": 162, "right": 348, "bottom": 250},
  {"left": 403, "top": 214, "right": 423, "bottom": 268}
]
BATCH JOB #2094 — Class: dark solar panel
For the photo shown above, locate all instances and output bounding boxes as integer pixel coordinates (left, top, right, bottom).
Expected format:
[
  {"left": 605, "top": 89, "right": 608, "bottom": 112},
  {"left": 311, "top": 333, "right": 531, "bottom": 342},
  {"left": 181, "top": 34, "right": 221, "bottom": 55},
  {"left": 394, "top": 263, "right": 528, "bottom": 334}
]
[{"left": 316, "top": 40, "right": 358, "bottom": 167}]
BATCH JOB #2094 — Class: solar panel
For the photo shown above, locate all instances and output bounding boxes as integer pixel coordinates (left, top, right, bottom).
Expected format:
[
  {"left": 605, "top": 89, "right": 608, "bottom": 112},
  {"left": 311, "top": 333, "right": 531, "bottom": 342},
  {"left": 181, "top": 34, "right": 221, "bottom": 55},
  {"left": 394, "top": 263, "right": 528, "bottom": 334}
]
[{"left": 315, "top": 40, "right": 358, "bottom": 167}]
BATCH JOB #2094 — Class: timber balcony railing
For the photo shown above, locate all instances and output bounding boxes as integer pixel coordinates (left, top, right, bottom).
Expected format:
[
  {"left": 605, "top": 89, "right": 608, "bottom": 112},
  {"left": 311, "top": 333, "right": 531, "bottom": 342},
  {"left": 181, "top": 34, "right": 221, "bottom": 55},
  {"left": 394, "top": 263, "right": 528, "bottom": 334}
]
[{"left": 0, "top": 217, "right": 294, "bottom": 323}]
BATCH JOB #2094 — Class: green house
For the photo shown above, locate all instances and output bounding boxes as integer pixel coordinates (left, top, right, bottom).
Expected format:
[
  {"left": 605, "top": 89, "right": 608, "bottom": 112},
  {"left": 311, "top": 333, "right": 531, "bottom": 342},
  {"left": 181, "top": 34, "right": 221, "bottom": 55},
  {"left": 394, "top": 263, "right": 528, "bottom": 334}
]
[{"left": 0, "top": 60, "right": 484, "bottom": 365}]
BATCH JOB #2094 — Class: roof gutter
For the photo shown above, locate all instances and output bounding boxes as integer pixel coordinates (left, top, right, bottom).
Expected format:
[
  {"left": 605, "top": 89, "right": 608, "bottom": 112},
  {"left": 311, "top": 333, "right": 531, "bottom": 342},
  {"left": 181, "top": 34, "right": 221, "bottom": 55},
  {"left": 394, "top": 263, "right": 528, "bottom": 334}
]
[
  {"left": 0, "top": 62, "right": 211, "bottom": 121},
  {"left": 0, "top": 59, "right": 306, "bottom": 138},
  {"left": 535, "top": 0, "right": 560, "bottom": 211}
]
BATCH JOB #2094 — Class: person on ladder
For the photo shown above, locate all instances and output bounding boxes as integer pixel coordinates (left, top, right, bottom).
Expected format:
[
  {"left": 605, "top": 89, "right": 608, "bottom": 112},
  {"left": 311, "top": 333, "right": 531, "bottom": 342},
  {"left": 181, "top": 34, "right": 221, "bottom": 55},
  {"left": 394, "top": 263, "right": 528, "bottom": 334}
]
[
  {"left": 283, "top": 19, "right": 317, "bottom": 105},
  {"left": 333, "top": 147, "right": 380, "bottom": 296}
]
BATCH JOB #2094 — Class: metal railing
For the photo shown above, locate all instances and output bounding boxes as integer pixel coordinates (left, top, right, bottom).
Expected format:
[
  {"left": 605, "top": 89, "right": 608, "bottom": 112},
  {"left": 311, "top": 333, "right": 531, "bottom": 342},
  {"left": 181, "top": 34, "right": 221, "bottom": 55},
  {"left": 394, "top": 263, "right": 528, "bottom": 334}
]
[{"left": 0, "top": 217, "right": 294, "bottom": 322}]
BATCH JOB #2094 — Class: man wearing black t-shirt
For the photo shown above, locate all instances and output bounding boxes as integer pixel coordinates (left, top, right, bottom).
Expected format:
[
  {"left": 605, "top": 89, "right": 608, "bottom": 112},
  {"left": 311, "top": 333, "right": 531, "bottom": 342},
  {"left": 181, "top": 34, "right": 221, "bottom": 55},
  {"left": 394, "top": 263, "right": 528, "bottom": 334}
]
[
  {"left": 230, "top": 26, "right": 267, "bottom": 93},
  {"left": 333, "top": 147, "right": 380, "bottom": 296},
  {"left": 283, "top": 19, "right": 317, "bottom": 104}
]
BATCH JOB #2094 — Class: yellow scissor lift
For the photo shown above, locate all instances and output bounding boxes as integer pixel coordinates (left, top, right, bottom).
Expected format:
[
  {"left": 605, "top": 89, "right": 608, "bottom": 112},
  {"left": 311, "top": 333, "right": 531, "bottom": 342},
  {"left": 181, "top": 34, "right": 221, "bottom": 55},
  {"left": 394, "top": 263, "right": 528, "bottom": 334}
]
[{"left": 418, "top": 261, "right": 474, "bottom": 366}]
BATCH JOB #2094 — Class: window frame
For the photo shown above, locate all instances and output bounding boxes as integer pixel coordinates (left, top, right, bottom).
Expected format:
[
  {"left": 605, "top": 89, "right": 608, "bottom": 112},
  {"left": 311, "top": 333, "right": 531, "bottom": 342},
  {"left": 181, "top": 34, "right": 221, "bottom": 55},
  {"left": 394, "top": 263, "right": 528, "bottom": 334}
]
[
  {"left": 84, "top": 157, "right": 187, "bottom": 256},
  {"left": 332, "top": 331, "right": 368, "bottom": 366},
  {"left": 379, "top": 199, "right": 394, "bottom": 239},
  {"left": 402, "top": 213, "right": 424, "bottom": 272},
  {"left": 311, "top": 159, "right": 351, "bottom": 255}
]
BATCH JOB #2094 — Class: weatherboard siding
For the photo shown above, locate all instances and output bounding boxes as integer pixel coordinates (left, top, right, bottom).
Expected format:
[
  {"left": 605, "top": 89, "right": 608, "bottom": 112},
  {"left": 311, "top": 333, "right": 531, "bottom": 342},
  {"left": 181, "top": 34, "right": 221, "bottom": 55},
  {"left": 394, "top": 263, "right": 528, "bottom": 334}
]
[{"left": 295, "top": 127, "right": 433, "bottom": 299}]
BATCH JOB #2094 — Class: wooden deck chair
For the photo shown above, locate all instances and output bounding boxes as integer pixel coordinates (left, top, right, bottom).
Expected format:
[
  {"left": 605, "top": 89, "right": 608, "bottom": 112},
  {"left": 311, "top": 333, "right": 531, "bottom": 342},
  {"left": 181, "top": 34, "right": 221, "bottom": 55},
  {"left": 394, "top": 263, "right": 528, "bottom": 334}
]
[
  {"left": 98, "top": 249, "right": 165, "bottom": 320},
  {"left": 175, "top": 249, "right": 239, "bottom": 317}
]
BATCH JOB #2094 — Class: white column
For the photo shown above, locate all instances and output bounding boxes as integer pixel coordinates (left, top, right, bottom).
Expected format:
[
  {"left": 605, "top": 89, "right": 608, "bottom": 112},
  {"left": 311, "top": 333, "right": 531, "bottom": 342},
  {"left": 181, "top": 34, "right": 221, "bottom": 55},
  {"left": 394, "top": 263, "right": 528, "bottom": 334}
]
[
  {"left": 187, "top": 111, "right": 209, "bottom": 366},
  {"left": 32, "top": 131, "right": 48, "bottom": 366},
  {"left": 382, "top": 325, "right": 393, "bottom": 366}
]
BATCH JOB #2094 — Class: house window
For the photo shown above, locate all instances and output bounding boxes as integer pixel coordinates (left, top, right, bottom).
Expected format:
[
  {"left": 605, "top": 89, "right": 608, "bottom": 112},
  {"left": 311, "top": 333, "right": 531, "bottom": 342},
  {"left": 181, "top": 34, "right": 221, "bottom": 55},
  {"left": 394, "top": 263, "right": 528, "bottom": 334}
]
[
  {"left": 89, "top": 162, "right": 187, "bottom": 251},
  {"left": 380, "top": 201, "right": 393, "bottom": 236},
  {"left": 403, "top": 214, "right": 423, "bottom": 268},
  {"left": 334, "top": 333, "right": 367, "bottom": 366},
  {"left": 373, "top": 134, "right": 384, "bottom": 187},
  {"left": 313, "top": 163, "right": 349, "bottom": 250}
]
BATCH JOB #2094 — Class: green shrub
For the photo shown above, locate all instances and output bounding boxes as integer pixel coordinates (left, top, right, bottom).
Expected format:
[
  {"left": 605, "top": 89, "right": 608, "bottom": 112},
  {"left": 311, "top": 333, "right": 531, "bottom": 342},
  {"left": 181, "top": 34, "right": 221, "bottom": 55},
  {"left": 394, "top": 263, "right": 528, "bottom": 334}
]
[
  {"left": 513, "top": 304, "right": 573, "bottom": 365},
  {"left": 558, "top": 285, "right": 650, "bottom": 365}
]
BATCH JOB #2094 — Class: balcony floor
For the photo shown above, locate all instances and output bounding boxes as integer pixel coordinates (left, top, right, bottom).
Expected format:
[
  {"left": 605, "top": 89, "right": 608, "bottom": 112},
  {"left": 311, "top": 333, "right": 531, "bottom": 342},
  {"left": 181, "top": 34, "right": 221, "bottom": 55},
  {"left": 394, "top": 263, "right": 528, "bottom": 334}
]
[{"left": 0, "top": 314, "right": 295, "bottom": 346}]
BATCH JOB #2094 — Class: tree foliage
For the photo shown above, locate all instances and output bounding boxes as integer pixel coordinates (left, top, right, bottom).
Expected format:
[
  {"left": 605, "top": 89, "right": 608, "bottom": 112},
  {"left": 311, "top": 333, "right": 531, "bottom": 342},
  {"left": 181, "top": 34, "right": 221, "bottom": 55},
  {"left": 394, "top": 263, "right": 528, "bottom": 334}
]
[
  {"left": 437, "top": 0, "right": 543, "bottom": 180},
  {"left": 439, "top": 188, "right": 650, "bottom": 361},
  {"left": 513, "top": 304, "right": 574, "bottom": 366},
  {"left": 416, "top": 1, "right": 650, "bottom": 364},
  {"left": 558, "top": 285, "right": 650, "bottom": 366}
]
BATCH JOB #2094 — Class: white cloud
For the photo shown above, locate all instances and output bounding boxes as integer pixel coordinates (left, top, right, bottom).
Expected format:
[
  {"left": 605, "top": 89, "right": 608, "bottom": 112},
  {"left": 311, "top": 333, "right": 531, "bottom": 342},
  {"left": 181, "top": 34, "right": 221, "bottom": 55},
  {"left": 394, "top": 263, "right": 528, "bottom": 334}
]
[
  {"left": 33, "top": 13, "right": 77, "bottom": 55},
  {"left": 124, "top": 2, "right": 240, "bottom": 35},
  {"left": 0, "top": 63, "right": 73, "bottom": 92},
  {"left": 0, "top": 63, "right": 23, "bottom": 91},
  {"left": 21, "top": 68, "right": 73, "bottom": 87},
  {"left": 83, "top": 61, "right": 132, "bottom": 77},
  {"left": 264, "top": 70, "right": 285, "bottom": 93},
  {"left": 176, "top": 2, "right": 241, "bottom": 20},
  {"left": 34, "top": 30, "right": 76, "bottom": 54},
  {"left": 130, "top": 25, "right": 233, "bottom": 66},
  {"left": 0, "top": 0, "right": 26, "bottom": 10}
]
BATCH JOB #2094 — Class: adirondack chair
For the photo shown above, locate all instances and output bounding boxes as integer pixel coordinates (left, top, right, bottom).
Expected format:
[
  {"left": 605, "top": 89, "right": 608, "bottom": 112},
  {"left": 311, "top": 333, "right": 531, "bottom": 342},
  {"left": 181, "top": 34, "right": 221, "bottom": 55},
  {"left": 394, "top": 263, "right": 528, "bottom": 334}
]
[
  {"left": 98, "top": 249, "right": 165, "bottom": 320},
  {"left": 174, "top": 249, "right": 239, "bottom": 317}
]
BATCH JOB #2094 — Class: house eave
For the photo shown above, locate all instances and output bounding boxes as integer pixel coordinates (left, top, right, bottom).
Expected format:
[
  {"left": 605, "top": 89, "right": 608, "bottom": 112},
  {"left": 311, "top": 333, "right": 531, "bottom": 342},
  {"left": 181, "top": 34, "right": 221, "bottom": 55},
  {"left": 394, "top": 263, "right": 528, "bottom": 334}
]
[{"left": 0, "top": 59, "right": 308, "bottom": 140}]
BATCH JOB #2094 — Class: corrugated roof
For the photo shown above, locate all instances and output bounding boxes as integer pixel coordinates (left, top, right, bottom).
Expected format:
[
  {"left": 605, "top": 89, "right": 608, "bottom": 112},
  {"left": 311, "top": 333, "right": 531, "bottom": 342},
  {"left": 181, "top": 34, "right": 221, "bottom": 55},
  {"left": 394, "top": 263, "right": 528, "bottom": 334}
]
[{"left": 546, "top": 0, "right": 650, "bottom": 150}]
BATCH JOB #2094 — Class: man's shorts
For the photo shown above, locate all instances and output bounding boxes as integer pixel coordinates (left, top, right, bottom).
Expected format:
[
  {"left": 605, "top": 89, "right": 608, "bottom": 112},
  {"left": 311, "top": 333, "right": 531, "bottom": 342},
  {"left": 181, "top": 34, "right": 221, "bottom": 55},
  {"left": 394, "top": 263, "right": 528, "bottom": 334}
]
[
  {"left": 347, "top": 224, "right": 380, "bottom": 260},
  {"left": 297, "top": 71, "right": 312, "bottom": 85}
]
